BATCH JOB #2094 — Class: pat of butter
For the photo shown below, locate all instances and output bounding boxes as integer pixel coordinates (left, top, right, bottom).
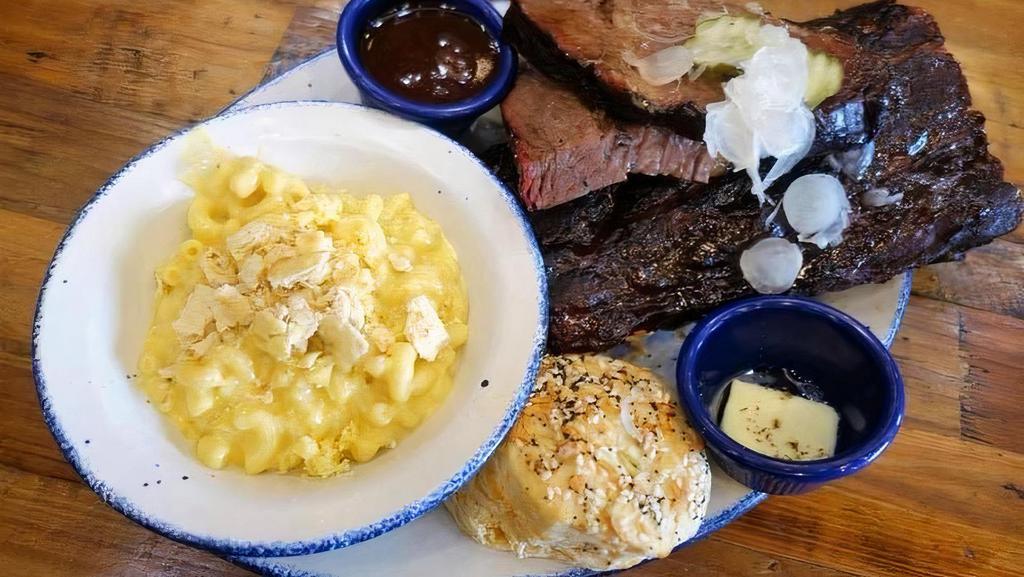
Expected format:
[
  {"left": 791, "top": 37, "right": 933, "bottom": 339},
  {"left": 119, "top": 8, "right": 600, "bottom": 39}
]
[{"left": 719, "top": 379, "right": 839, "bottom": 461}]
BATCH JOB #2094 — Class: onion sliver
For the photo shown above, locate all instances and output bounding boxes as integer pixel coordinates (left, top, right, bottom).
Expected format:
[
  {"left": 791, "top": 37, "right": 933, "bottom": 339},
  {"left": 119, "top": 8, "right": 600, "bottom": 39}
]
[
  {"left": 782, "top": 174, "right": 851, "bottom": 249},
  {"left": 619, "top": 392, "right": 642, "bottom": 442},
  {"left": 740, "top": 237, "right": 803, "bottom": 294},
  {"left": 623, "top": 46, "right": 695, "bottom": 86},
  {"left": 703, "top": 27, "right": 815, "bottom": 203},
  {"left": 705, "top": 101, "right": 758, "bottom": 172},
  {"left": 862, "top": 187, "right": 904, "bottom": 207}
]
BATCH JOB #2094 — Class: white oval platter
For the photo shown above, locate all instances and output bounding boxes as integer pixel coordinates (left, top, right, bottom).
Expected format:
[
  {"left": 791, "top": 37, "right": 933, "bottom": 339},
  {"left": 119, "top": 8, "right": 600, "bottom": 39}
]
[{"left": 224, "top": 32, "right": 912, "bottom": 577}]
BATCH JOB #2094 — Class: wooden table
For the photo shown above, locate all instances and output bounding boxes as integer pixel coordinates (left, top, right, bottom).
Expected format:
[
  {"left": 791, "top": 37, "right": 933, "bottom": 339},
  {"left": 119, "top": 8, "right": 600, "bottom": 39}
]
[{"left": 1, "top": 1, "right": 1021, "bottom": 575}]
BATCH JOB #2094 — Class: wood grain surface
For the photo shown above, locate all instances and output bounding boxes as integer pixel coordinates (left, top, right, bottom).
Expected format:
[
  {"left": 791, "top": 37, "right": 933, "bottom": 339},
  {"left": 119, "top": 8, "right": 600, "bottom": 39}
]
[{"left": 0, "top": 1, "right": 1021, "bottom": 576}]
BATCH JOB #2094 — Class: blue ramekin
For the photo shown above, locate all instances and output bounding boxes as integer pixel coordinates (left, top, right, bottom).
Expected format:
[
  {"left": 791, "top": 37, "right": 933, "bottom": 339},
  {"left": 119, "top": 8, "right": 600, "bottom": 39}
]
[
  {"left": 676, "top": 296, "right": 905, "bottom": 495},
  {"left": 336, "top": 0, "right": 517, "bottom": 136}
]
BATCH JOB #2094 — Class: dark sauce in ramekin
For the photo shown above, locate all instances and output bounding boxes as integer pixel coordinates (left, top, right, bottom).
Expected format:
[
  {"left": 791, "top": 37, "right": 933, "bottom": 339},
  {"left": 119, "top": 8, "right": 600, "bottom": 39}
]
[{"left": 359, "top": 2, "right": 500, "bottom": 104}]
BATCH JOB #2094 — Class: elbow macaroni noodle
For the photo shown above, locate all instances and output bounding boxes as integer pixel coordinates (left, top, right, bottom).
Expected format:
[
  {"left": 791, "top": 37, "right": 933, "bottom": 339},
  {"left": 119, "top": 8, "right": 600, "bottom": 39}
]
[{"left": 138, "top": 138, "right": 468, "bottom": 476}]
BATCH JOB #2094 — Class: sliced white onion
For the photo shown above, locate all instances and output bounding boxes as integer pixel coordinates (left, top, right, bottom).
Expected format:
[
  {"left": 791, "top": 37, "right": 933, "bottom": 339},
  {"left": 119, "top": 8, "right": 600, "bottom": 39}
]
[
  {"left": 703, "top": 26, "right": 815, "bottom": 204},
  {"left": 705, "top": 100, "right": 771, "bottom": 203},
  {"left": 782, "top": 174, "right": 851, "bottom": 249},
  {"left": 827, "top": 141, "right": 875, "bottom": 180},
  {"left": 620, "top": 392, "right": 642, "bottom": 442},
  {"left": 783, "top": 174, "right": 845, "bottom": 232},
  {"left": 623, "top": 46, "right": 695, "bottom": 87},
  {"left": 740, "top": 237, "right": 803, "bottom": 294},
  {"left": 862, "top": 187, "right": 904, "bottom": 207},
  {"left": 705, "top": 101, "right": 758, "bottom": 171},
  {"left": 729, "top": 43, "right": 808, "bottom": 111},
  {"left": 756, "top": 24, "right": 791, "bottom": 47},
  {"left": 756, "top": 106, "right": 813, "bottom": 159},
  {"left": 806, "top": 209, "right": 850, "bottom": 249},
  {"left": 688, "top": 62, "right": 710, "bottom": 80},
  {"left": 760, "top": 107, "right": 816, "bottom": 190}
]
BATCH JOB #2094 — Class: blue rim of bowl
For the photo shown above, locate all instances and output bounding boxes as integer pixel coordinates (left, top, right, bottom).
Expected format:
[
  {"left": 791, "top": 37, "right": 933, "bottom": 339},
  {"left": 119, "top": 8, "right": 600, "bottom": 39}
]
[
  {"left": 31, "top": 100, "right": 549, "bottom": 558},
  {"left": 336, "top": 0, "right": 517, "bottom": 120},
  {"left": 676, "top": 296, "right": 905, "bottom": 482}
]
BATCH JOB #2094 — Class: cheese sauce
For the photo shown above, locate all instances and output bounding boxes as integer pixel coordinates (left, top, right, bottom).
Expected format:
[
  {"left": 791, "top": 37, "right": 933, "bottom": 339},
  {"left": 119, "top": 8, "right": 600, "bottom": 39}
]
[{"left": 358, "top": 2, "right": 500, "bottom": 104}]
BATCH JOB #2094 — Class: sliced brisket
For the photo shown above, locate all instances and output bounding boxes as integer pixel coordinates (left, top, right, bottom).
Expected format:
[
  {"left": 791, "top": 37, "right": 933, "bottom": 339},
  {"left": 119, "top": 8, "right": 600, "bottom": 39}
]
[
  {"left": 517, "top": 2, "right": 1023, "bottom": 353},
  {"left": 504, "top": 0, "right": 739, "bottom": 137},
  {"left": 505, "top": 0, "right": 945, "bottom": 150},
  {"left": 502, "top": 67, "right": 719, "bottom": 211}
]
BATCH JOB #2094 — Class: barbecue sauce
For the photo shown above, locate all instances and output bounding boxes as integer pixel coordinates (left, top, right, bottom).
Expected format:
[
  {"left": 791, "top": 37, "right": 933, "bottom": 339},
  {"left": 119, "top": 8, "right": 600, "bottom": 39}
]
[{"left": 359, "top": 2, "right": 500, "bottom": 104}]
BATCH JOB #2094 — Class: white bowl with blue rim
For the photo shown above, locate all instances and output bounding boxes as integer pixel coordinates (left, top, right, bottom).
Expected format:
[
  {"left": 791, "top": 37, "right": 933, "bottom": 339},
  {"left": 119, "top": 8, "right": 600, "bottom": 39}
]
[{"left": 32, "top": 101, "right": 547, "bottom": 557}]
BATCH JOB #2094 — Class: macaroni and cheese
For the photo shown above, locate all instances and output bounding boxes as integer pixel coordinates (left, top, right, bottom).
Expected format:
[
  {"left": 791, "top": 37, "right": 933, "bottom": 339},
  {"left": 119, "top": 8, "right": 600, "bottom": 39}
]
[{"left": 138, "top": 139, "right": 468, "bottom": 476}]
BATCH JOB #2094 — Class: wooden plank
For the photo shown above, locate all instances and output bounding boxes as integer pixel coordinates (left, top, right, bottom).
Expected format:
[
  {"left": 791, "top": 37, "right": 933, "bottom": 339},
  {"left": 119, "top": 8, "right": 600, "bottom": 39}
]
[
  {"left": 264, "top": 5, "right": 341, "bottom": 81},
  {"left": 722, "top": 493, "right": 1023, "bottom": 577},
  {"left": 764, "top": 0, "right": 1024, "bottom": 65},
  {"left": 0, "top": 356, "right": 80, "bottom": 484},
  {"left": 1008, "top": 222, "right": 1024, "bottom": 245},
  {"left": 964, "top": 75, "right": 1024, "bottom": 133},
  {"left": 0, "top": 209, "right": 62, "bottom": 348},
  {"left": 833, "top": 427, "right": 1024, "bottom": 537},
  {"left": 0, "top": 0, "right": 294, "bottom": 223},
  {"left": 890, "top": 296, "right": 1024, "bottom": 454},
  {"left": 888, "top": 297, "right": 964, "bottom": 437},
  {"left": 984, "top": 119, "right": 1024, "bottom": 187},
  {"left": 717, "top": 436, "right": 1024, "bottom": 577},
  {"left": 623, "top": 537, "right": 859, "bottom": 577},
  {"left": 959, "top": 307, "right": 1024, "bottom": 454},
  {"left": 913, "top": 240, "right": 1024, "bottom": 319},
  {"left": 0, "top": 212, "right": 79, "bottom": 482},
  {"left": 0, "top": 464, "right": 249, "bottom": 577},
  {"left": 0, "top": 0, "right": 292, "bottom": 116},
  {"left": 0, "top": 71, "right": 184, "bottom": 222}
]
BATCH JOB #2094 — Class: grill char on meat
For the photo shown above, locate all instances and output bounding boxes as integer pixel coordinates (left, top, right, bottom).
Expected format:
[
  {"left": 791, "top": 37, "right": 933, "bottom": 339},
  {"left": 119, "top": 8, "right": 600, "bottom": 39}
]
[
  {"left": 502, "top": 67, "right": 719, "bottom": 211},
  {"left": 498, "top": 1, "right": 1023, "bottom": 353}
]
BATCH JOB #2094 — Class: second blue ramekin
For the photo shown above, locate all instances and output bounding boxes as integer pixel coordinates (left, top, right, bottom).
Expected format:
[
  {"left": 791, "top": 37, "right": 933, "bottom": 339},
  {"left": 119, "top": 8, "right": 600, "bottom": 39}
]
[
  {"left": 676, "top": 296, "right": 905, "bottom": 495},
  {"left": 336, "top": 0, "right": 517, "bottom": 136}
]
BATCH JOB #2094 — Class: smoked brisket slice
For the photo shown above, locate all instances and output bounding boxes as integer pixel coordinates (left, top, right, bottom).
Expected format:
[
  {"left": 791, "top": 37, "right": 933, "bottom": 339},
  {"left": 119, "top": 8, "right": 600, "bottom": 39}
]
[
  {"left": 505, "top": 0, "right": 944, "bottom": 149},
  {"left": 504, "top": 0, "right": 744, "bottom": 138},
  {"left": 512, "top": 2, "right": 1023, "bottom": 353},
  {"left": 502, "top": 67, "right": 719, "bottom": 211}
]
